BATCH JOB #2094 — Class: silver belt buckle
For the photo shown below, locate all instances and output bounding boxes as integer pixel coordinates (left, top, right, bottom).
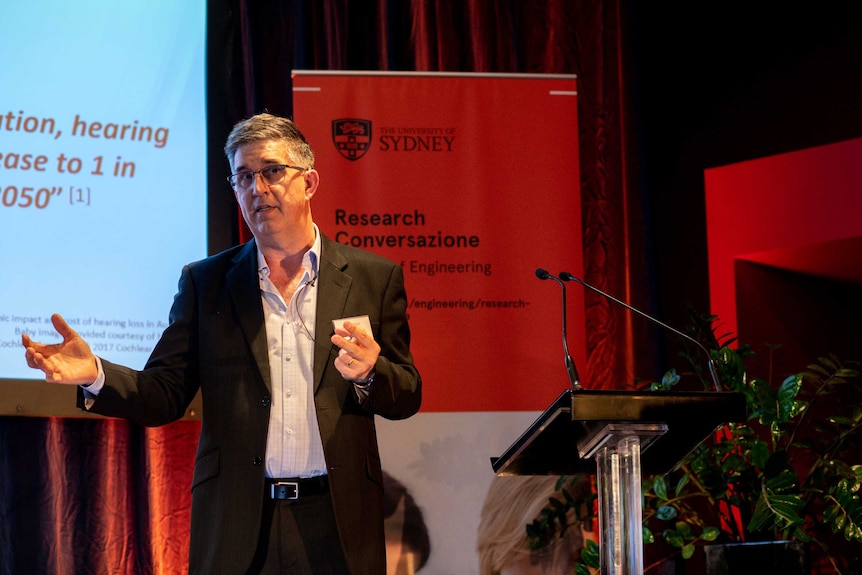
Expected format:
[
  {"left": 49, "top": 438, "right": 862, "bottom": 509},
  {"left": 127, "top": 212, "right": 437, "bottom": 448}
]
[{"left": 271, "top": 481, "right": 300, "bottom": 500}]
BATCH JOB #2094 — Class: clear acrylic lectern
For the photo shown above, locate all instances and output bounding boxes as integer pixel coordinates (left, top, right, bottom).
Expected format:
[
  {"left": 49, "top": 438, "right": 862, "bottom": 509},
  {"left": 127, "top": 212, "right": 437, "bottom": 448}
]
[{"left": 491, "top": 389, "right": 746, "bottom": 575}]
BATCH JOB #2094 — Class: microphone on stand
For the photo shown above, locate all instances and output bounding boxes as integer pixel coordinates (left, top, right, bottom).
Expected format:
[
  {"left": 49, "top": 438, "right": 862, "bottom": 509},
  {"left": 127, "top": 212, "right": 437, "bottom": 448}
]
[
  {"left": 535, "top": 268, "right": 582, "bottom": 391},
  {"left": 558, "top": 271, "right": 722, "bottom": 392}
]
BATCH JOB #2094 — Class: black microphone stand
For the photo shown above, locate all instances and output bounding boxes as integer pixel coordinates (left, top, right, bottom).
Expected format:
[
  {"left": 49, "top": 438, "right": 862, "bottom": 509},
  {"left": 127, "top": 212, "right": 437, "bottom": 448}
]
[
  {"left": 558, "top": 272, "right": 722, "bottom": 392},
  {"left": 535, "top": 268, "right": 582, "bottom": 391}
]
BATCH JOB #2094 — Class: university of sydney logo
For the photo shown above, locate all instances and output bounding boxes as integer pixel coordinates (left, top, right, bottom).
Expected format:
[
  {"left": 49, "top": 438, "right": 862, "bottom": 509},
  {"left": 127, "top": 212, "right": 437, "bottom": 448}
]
[{"left": 332, "top": 119, "right": 372, "bottom": 160}]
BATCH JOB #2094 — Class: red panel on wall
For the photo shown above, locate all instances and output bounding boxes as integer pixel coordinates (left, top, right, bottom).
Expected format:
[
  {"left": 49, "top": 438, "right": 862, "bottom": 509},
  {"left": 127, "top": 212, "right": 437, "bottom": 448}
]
[{"left": 705, "top": 136, "right": 862, "bottom": 341}]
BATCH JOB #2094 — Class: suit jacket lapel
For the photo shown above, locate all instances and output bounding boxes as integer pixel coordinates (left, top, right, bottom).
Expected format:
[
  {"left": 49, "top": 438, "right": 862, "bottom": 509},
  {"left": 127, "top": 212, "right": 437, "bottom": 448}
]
[
  {"left": 227, "top": 240, "right": 272, "bottom": 393},
  {"left": 314, "top": 236, "right": 351, "bottom": 392}
]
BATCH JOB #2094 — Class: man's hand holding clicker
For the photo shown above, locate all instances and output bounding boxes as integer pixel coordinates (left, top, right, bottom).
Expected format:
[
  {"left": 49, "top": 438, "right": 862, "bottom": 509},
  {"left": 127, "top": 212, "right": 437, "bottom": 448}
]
[{"left": 331, "top": 320, "right": 380, "bottom": 382}]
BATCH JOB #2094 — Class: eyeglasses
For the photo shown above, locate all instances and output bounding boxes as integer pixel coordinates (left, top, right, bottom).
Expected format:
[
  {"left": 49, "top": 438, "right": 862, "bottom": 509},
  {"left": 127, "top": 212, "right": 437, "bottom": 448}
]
[{"left": 227, "top": 164, "right": 306, "bottom": 190}]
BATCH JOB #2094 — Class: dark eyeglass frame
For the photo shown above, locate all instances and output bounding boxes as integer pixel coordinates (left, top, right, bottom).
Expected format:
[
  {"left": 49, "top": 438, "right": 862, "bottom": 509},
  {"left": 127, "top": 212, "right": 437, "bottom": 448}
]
[{"left": 227, "top": 164, "right": 307, "bottom": 189}]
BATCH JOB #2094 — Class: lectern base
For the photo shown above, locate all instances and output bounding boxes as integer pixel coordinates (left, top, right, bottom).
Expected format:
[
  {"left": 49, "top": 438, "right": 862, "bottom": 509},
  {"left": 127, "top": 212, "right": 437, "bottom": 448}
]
[{"left": 587, "top": 424, "right": 666, "bottom": 575}]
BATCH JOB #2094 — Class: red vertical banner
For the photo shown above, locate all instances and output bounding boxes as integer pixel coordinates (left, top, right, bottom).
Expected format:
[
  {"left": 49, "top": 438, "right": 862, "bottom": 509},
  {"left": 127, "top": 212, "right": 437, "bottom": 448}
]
[
  {"left": 295, "top": 72, "right": 585, "bottom": 573},
  {"left": 293, "top": 72, "right": 583, "bottom": 412}
]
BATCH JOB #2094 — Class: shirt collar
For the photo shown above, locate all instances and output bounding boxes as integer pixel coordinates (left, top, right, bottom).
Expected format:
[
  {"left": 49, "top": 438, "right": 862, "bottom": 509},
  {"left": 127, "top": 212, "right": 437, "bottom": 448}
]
[{"left": 256, "top": 224, "right": 321, "bottom": 282}]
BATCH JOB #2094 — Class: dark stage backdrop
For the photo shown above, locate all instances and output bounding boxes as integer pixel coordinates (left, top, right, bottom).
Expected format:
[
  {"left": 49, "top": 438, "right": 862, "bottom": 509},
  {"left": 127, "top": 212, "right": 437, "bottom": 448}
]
[{"left": 1, "top": 1, "right": 649, "bottom": 573}]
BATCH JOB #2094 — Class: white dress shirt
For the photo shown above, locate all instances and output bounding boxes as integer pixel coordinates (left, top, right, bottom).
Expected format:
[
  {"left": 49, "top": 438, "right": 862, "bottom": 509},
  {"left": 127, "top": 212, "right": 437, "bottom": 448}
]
[{"left": 258, "top": 229, "right": 327, "bottom": 479}]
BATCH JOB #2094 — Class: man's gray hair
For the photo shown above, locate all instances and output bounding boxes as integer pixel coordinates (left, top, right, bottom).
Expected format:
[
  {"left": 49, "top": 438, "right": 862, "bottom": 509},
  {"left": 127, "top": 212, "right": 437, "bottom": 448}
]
[{"left": 224, "top": 113, "right": 315, "bottom": 171}]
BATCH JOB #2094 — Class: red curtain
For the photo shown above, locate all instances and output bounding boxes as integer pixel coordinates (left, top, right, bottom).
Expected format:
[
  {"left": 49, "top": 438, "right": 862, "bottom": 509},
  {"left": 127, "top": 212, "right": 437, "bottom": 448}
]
[
  {"left": 1, "top": 1, "right": 648, "bottom": 572},
  {"left": 0, "top": 417, "right": 199, "bottom": 574},
  {"left": 225, "top": 0, "right": 654, "bottom": 385}
]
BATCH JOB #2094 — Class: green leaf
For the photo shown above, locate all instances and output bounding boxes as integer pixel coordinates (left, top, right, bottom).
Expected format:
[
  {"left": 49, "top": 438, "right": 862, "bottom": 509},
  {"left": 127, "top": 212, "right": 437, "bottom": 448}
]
[
  {"left": 656, "top": 505, "right": 678, "bottom": 521},
  {"left": 653, "top": 476, "right": 668, "bottom": 501},
  {"left": 662, "top": 368, "right": 681, "bottom": 390},
  {"left": 701, "top": 526, "right": 721, "bottom": 541},
  {"left": 805, "top": 363, "right": 830, "bottom": 377},
  {"left": 580, "top": 539, "right": 600, "bottom": 568},
  {"left": 547, "top": 498, "right": 564, "bottom": 513},
  {"left": 720, "top": 452, "right": 746, "bottom": 474},
  {"left": 777, "top": 373, "right": 801, "bottom": 403},
  {"left": 674, "top": 473, "right": 691, "bottom": 497},
  {"left": 713, "top": 346, "right": 748, "bottom": 392},
  {"left": 752, "top": 378, "right": 778, "bottom": 426},
  {"left": 748, "top": 490, "right": 805, "bottom": 536},
  {"left": 820, "top": 356, "right": 838, "bottom": 371},
  {"left": 675, "top": 521, "right": 694, "bottom": 539},
  {"left": 765, "top": 468, "right": 799, "bottom": 492},
  {"left": 776, "top": 374, "right": 807, "bottom": 422},
  {"left": 681, "top": 543, "right": 696, "bottom": 560},
  {"left": 749, "top": 439, "right": 771, "bottom": 470},
  {"left": 664, "top": 529, "right": 685, "bottom": 548},
  {"left": 824, "top": 481, "right": 862, "bottom": 542},
  {"left": 643, "top": 526, "right": 655, "bottom": 544}
]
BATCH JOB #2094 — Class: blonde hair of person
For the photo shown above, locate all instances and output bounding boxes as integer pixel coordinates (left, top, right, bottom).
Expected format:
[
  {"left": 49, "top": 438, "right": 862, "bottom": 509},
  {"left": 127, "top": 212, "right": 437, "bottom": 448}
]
[{"left": 477, "top": 475, "right": 590, "bottom": 575}]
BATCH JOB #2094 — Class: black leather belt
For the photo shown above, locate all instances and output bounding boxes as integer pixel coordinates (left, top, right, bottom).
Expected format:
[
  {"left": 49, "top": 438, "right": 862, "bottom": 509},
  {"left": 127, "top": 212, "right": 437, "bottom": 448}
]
[{"left": 266, "top": 476, "right": 329, "bottom": 500}]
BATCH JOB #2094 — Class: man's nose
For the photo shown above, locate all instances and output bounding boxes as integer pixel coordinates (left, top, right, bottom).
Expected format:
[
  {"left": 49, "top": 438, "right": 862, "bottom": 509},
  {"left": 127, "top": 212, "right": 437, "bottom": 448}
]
[{"left": 251, "top": 172, "right": 271, "bottom": 194}]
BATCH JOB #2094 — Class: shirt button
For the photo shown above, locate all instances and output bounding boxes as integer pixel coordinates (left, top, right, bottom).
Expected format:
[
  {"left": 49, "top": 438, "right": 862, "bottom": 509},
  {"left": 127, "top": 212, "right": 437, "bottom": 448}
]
[
  {"left": 261, "top": 396, "right": 270, "bottom": 407},
  {"left": 252, "top": 456, "right": 262, "bottom": 466}
]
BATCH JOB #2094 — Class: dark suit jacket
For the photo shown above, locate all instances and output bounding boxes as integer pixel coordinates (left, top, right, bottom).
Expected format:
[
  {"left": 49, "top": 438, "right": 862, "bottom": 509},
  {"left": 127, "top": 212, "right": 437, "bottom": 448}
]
[{"left": 82, "top": 234, "right": 422, "bottom": 574}]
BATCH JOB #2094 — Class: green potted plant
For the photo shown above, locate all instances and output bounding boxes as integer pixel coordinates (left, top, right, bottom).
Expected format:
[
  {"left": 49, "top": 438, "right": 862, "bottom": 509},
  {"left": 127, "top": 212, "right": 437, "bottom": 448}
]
[
  {"left": 642, "top": 313, "right": 862, "bottom": 574},
  {"left": 526, "top": 312, "right": 862, "bottom": 574}
]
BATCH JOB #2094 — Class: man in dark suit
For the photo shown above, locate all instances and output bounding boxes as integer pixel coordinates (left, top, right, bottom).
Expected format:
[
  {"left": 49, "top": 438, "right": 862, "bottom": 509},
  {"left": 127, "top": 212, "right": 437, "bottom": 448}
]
[{"left": 22, "top": 113, "right": 422, "bottom": 574}]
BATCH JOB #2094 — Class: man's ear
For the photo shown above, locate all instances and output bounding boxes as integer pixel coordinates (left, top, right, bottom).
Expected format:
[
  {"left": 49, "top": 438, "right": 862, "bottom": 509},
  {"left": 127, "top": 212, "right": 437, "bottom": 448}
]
[{"left": 304, "top": 169, "right": 320, "bottom": 199}]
